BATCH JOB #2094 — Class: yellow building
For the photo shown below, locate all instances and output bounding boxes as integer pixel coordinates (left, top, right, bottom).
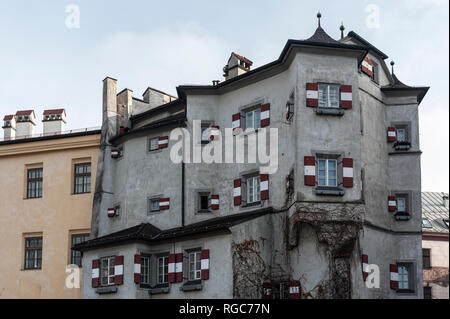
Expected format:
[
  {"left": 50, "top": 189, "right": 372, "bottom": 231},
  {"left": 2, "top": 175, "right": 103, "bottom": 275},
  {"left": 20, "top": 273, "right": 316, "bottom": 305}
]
[{"left": 0, "top": 109, "right": 100, "bottom": 298}]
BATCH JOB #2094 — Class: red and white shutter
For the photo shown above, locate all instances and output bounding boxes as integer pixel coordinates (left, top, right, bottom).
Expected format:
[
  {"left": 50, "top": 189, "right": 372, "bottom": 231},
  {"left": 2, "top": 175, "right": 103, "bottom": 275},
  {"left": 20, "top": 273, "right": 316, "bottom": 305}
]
[
  {"left": 362, "top": 254, "right": 369, "bottom": 281},
  {"left": 390, "top": 264, "right": 399, "bottom": 290},
  {"left": 134, "top": 254, "right": 141, "bottom": 284},
  {"left": 342, "top": 158, "right": 354, "bottom": 188},
  {"left": 158, "top": 136, "right": 169, "bottom": 149},
  {"left": 260, "top": 103, "right": 270, "bottom": 127},
  {"left": 232, "top": 113, "right": 241, "bottom": 135},
  {"left": 304, "top": 156, "right": 316, "bottom": 186},
  {"left": 387, "top": 127, "right": 397, "bottom": 142},
  {"left": 114, "top": 255, "right": 124, "bottom": 285},
  {"left": 361, "top": 57, "right": 374, "bottom": 77},
  {"left": 340, "top": 85, "right": 353, "bottom": 109},
  {"left": 306, "top": 83, "right": 318, "bottom": 107},
  {"left": 262, "top": 282, "right": 272, "bottom": 299},
  {"left": 289, "top": 280, "right": 301, "bottom": 299},
  {"left": 209, "top": 125, "right": 220, "bottom": 141},
  {"left": 260, "top": 174, "right": 269, "bottom": 200},
  {"left": 107, "top": 208, "right": 115, "bottom": 218},
  {"left": 209, "top": 194, "right": 219, "bottom": 210},
  {"left": 388, "top": 196, "right": 397, "bottom": 212},
  {"left": 92, "top": 259, "right": 100, "bottom": 288},
  {"left": 159, "top": 198, "right": 170, "bottom": 210},
  {"left": 201, "top": 249, "right": 210, "bottom": 280},
  {"left": 111, "top": 149, "right": 119, "bottom": 159},
  {"left": 168, "top": 254, "right": 176, "bottom": 283},
  {"left": 175, "top": 253, "right": 183, "bottom": 282},
  {"left": 233, "top": 179, "right": 241, "bottom": 206}
]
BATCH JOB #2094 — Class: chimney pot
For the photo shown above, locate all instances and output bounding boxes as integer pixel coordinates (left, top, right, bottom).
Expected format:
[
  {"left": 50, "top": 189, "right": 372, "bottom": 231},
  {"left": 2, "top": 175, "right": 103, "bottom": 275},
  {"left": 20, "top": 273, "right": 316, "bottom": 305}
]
[{"left": 42, "top": 109, "right": 66, "bottom": 134}]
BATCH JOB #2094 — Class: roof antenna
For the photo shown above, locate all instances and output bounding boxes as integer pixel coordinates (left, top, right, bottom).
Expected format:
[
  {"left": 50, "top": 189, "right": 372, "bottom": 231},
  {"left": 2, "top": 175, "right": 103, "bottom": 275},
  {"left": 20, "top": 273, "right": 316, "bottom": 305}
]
[
  {"left": 317, "top": 12, "right": 322, "bottom": 27},
  {"left": 390, "top": 61, "right": 395, "bottom": 74},
  {"left": 340, "top": 22, "right": 345, "bottom": 39}
]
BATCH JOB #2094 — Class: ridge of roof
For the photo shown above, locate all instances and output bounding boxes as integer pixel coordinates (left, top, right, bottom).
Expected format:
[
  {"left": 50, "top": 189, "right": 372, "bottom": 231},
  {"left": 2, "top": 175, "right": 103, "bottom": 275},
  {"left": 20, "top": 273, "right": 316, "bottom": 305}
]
[{"left": 347, "top": 31, "right": 389, "bottom": 60}]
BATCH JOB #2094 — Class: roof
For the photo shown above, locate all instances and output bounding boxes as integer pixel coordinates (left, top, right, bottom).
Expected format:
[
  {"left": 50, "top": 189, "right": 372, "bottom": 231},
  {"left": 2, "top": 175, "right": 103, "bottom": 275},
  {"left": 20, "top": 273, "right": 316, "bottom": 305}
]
[
  {"left": 231, "top": 52, "right": 253, "bottom": 66},
  {"left": 3, "top": 115, "right": 15, "bottom": 121},
  {"left": 306, "top": 26, "right": 340, "bottom": 44},
  {"left": 43, "top": 109, "right": 66, "bottom": 115},
  {"left": 15, "top": 110, "right": 35, "bottom": 117},
  {"left": 381, "top": 73, "right": 430, "bottom": 104},
  {"left": 422, "top": 192, "right": 449, "bottom": 234},
  {"left": 74, "top": 208, "right": 273, "bottom": 251},
  {"left": 0, "top": 127, "right": 101, "bottom": 145},
  {"left": 346, "top": 31, "right": 389, "bottom": 60}
]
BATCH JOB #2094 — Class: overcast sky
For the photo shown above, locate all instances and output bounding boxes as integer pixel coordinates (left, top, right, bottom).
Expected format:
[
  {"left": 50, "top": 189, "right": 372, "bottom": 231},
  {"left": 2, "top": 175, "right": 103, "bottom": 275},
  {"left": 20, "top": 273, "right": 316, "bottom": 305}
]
[{"left": 0, "top": 0, "right": 448, "bottom": 192}]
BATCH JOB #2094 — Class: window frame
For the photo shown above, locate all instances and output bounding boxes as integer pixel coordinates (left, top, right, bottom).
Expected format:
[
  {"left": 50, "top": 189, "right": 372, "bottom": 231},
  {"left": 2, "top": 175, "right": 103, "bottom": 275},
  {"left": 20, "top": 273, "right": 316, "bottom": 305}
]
[
  {"left": 246, "top": 175, "right": 261, "bottom": 204},
  {"left": 140, "top": 255, "right": 151, "bottom": 285},
  {"left": 317, "top": 158, "right": 338, "bottom": 187},
  {"left": 24, "top": 236, "right": 43, "bottom": 270},
  {"left": 27, "top": 168, "right": 43, "bottom": 199},
  {"left": 100, "top": 256, "right": 115, "bottom": 286},
  {"left": 422, "top": 248, "right": 431, "bottom": 270},
  {"left": 149, "top": 137, "right": 159, "bottom": 152},
  {"left": 70, "top": 233, "right": 89, "bottom": 267},
  {"left": 148, "top": 197, "right": 161, "bottom": 213},
  {"left": 157, "top": 256, "right": 169, "bottom": 284},
  {"left": 244, "top": 107, "right": 261, "bottom": 131},
  {"left": 198, "top": 191, "right": 211, "bottom": 212},
  {"left": 73, "top": 163, "right": 91, "bottom": 195},
  {"left": 188, "top": 251, "right": 202, "bottom": 281},
  {"left": 396, "top": 262, "right": 415, "bottom": 293},
  {"left": 318, "top": 83, "right": 340, "bottom": 108}
]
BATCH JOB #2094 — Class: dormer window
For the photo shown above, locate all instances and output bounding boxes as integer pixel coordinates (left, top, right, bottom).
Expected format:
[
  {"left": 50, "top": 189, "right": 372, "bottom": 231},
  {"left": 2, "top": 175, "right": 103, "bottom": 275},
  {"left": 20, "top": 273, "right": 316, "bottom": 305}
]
[{"left": 318, "top": 84, "right": 339, "bottom": 108}]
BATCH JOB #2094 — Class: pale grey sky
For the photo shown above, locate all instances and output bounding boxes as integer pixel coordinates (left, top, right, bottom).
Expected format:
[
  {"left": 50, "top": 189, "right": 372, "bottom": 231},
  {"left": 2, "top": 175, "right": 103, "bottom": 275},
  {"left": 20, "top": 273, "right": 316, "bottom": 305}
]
[{"left": 0, "top": 0, "right": 448, "bottom": 192}]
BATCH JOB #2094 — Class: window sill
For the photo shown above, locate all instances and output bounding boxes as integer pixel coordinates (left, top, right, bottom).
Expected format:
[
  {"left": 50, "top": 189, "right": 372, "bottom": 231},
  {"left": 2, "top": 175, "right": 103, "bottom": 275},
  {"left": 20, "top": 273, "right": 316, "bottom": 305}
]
[
  {"left": 95, "top": 286, "right": 118, "bottom": 294},
  {"left": 148, "top": 285, "right": 170, "bottom": 295},
  {"left": 393, "top": 143, "right": 411, "bottom": 151},
  {"left": 394, "top": 212, "right": 411, "bottom": 221},
  {"left": 315, "top": 108, "right": 345, "bottom": 116},
  {"left": 180, "top": 280, "right": 203, "bottom": 292},
  {"left": 21, "top": 268, "right": 42, "bottom": 271},
  {"left": 147, "top": 149, "right": 162, "bottom": 154},
  {"left": 396, "top": 289, "right": 415, "bottom": 294},
  {"left": 196, "top": 209, "right": 212, "bottom": 214},
  {"left": 241, "top": 201, "right": 262, "bottom": 208},
  {"left": 315, "top": 187, "right": 345, "bottom": 196}
]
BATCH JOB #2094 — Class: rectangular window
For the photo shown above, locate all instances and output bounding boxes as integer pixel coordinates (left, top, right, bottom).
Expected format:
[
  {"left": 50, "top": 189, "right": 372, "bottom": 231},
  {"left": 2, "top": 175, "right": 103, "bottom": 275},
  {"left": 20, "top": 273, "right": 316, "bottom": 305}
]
[
  {"left": 424, "top": 286, "right": 432, "bottom": 299},
  {"left": 188, "top": 251, "right": 202, "bottom": 281},
  {"left": 140, "top": 256, "right": 150, "bottom": 285},
  {"left": 201, "top": 125, "right": 210, "bottom": 143},
  {"left": 149, "top": 199, "right": 160, "bottom": 212},
  {"left": 74, "top": 163, "right": 91, "bottom": 194},
  {"left": 318, "top": 159, "right": 337, "bottom": 187},
  {"left": 371, "top": 62, "right": 379, "bottom": 84},
  {"left": 397, "top": 197, "right": 407, "bottom": 212},
  {"left": 397, "top": 263, "right": 412, "bottom": 290},
  {"left": 422, "top": 249, "right": 431, "bottom": 269},
  {"left": 318, "top": 84, "right": 340, "bottom": 108},
  {"left": 396, "top": 128, "right": 407, "bottom": 142},
  {"left": 149, "top": 138, "right": 159, "bottom": 151},
  {"left": 246, "top": 176, "right": 261, "bottom": 204},
  {"left": 245, "top": 108, "right": 261, "bottom": 130},
  {"left": 71, "top": 234, "right": 89, "bottom": 267},
  {"left": 24, "top": 237, "right": 42, "bottom": 270},
  {"left": 27, "top": 168, "right": 43, "bottom": 198},
  {"left": 100, "top": 257, "right": 115, "bottom": 286},
  {"left": 157, "top": 256, "right": 169, "bottom": 284},
  {"left": 198, "top": 192, "right": 210, "bottom": 211}
]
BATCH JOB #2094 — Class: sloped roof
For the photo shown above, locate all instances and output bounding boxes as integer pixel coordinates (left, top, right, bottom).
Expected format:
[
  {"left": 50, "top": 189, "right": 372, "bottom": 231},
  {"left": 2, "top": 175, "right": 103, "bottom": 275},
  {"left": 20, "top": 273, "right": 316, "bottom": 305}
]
[
  {"left": 422, "top": 192, "right": 449, "bottom": 234},
  {"left": 231, "top": 52, "right": 253, "bottom": 66},
  {"left": 306, "top": 26, "right": 340, "bottom": 44},
  {"left": 3, "top": 115, "right": 15, "bottom": 121},
  {"left": 346, "top": 31, "right": 388, "bottom": 59},
  {"left": 15, "top": 110, "right": 35, "bottom": 117},
  {"left": 43, "top": 109, "right": 66, "bottom": 115}
]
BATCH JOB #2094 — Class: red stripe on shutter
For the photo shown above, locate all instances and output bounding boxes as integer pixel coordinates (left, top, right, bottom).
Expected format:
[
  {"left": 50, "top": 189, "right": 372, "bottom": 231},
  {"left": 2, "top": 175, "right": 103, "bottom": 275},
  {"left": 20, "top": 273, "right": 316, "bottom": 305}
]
[
  {"left": 158, "top": 136, "right": 169, "bottom": 149},
  {"left": 390, "top": 264, "right": 399, "bottom": 290},
  {"left": 289, "top": 280, "right": 301, "bottom": 299},
  {"left": 362, "top": 57, "right": 373, "bottom": 77},
  {"left": 168, "top": 254, "right": 176, "bottom": 283},
  {"left": 234, "top": 179, "right": 241, "bottom": 206},
  {"left": 134, "top": 254, "right": 141, "bottom": 284},
  {"left": 201, "top": 249, "right": 210, "bottom": 280},
  {"left": 340, "top": 85, "right": 352, "bottom": 109},
  {"left": 232, "top": 113, "right": 241, "bottom": 135},
  {"left": 387, "top": 127, "right": 397, "bottom": 142},
  {"left": 362, "top": 254, "right": 369, "bottom": 281},
  {"left": 159, "top": 197, "right": 170, "bottom": 210},
  {"left": 114, "top": 255, "right": 124, "bottom": 285},
  {"left": 210, "top": 194, "right": 219, "bottom": 210},
  {"left": 388, "top": 196, "right": 397, "bottom": 212},
  {"left": 260, "top": 173, "right": 269, "bottom": 200},
  {"left": 306, "top": 83, "right": 318, "bottom": 107},
  {"left": 342, "top": 158, "right": 354, "bottom": 188},
  {"left": 260, "top": 103, "right": 270, "bottom": 127},
  {"left": 262, "top": 282, "right": 272, "bottom": 299},
  {"left": 209, "top": 125, "right": 220, "bottom": 141},
  {"left": 175, "top": 253, "right": 183, "bottom": 282},
  {"left": 92, "top": 259, "right": 100, "bottom": 288},
  {"left": 304, "top": 156, "right": 316, "bottom": 186}
]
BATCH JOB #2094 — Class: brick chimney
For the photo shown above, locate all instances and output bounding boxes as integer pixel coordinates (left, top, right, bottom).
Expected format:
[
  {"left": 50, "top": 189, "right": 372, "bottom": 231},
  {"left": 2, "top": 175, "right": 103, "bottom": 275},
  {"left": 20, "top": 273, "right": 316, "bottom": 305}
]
[
  {"left": 42, "top": 109, "right": 66, "bottom": 134},
  {"left": 223, "top": 52, "right": 253, "bottom": 81},
  {"left": 2, "top": 115, "right": 16, "bottom": 140},
  {"left": 15, "top": 110, "right": 36, "bottom": 137}
]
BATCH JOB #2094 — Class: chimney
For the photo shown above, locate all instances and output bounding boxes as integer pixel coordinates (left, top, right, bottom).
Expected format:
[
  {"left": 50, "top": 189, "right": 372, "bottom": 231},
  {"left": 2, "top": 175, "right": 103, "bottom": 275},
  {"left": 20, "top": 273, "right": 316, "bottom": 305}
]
[
  {"left": 15, "top": 110, "right": 36, "bottom": 137},
  {"left": 103, "top": 77, "right": 118, "bottom": 138},
  {"left": 2, "top": 115, "right": 16, "bottom": 140},
  {"left": 42, "top": 109, "right": 66, "bottom": 134},
  {"left": 143, "top": 87, "right": 175, "bottom": 107},
  {"left": 223, "top": 52, "right": 253, "bottom": 81}
]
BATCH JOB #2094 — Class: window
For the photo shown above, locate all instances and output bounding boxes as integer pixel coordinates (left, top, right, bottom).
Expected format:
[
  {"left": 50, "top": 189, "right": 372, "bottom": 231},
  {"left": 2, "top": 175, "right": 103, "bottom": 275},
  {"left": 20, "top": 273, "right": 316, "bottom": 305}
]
[
  {"left": 422, "top": 249, "right": 431, "bottom": 269},
  {"left": 201, "top": 125, "right": 210, "bottom": 144},
  {"left": 245, "top": 108, "right": 261, "bottom": 130},
  {"left": 424, "top": 286, "right": 432, "bottom": 299},
  {"left": 149, "top": 138, "right": 159, "bottom": 151},
  {"left": 188, "top": 251, "right": 202, "bottom": 281},
  {"left": 24, "top": 237, "right": 42, "bottom": 270},
  {"left": 422, "top": 219, "right": 432, "bottom": 228},
  {"left": 198, "top": 192, "right": 210, "bottom": 211},
  {"left": 318, "top": 159, "right": 337, "bottom": 187},
  {"left": 371, "top": 62, "right": 379, "bottom": 84},
  {"left": 141, "top": 256, "right": 151, "bottom": 285},
  {"left": 27, "top": 168, "right": 43, "bottom": 198},
  {"left": 149, "top": 199, "right": 160, "bottom": 212},
  {"left": 396, "top": 128, "right": 407, "bottom": 143},
  {"left": 100, "top": 257, "right": 115, "bottom": 286},
  {"left": 318, "top": 84, "right": 339, "bottom": 108},
  {"left": 272, "top": 282, "right": 290, "bottom": 299},
  {"left": 247, "top": 175, "right": 261, "bottom": 204},
  {"left": 397, "top": 263, "right": 413, "bottom": 291},
  {"left": 71, "top": 234, "right": 89, "bottom": 267},
  {"left": 397, "top": 197, "right": 407, "bottom": 212},
  {"left": 157, "top": 256, "right": 169, "bottom": 284},
  {"left": 74, "top": 163, "right": 91, "bottom": 194}
]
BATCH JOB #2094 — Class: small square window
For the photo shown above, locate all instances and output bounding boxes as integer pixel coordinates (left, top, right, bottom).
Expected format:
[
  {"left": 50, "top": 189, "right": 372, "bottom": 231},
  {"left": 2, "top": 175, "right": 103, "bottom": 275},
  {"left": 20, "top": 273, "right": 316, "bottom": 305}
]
[
  {"left": 422, "top": 219, "right": 432, "bottom": 228},
  {"left": 149, "top": 199, "right": 160, "bottom": 212},
  {"left": 318, "top": 84, "right": 340, "bottom": 108},
  {"left": 149, "top": 138, "right": 159, "bottom": 151},
  {"left": 198, "top": 192, "right": 210, "bottom": 211}
]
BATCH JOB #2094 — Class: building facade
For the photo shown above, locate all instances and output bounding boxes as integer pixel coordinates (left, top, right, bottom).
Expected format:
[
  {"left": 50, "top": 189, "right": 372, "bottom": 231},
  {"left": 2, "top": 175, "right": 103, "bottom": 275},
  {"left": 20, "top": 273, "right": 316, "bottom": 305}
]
[
  {"left": 0, "top": 109, "right": 100, "bottom": 298},
  {"left": 422, "top": 192, "right": 449, "bottom": 299},
  {"left": 76, "top": 17, "right": 429, "bottom": 299}
]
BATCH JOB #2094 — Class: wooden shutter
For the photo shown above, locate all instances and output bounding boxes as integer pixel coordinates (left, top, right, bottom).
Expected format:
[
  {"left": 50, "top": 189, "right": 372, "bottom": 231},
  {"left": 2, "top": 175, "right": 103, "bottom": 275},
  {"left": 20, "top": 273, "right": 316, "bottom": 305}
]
[
  {"left": 362, "top": 254, "right": 369, "bottom": 281},
  {"left": 260, "top": 103, "right": 270, "bottom": 127},
  {"left": 342, "top": 158, "right": 354, "bottom": 188},
  {"left": 304, "top": 156, "right": 316, "bottom": 186},
  {"left": 201, "top": 249, "right": 210, "bottom": 280},
  {"left": 306, "top": 83, "right": 318, "bottom": 107},
  {"left": 134, "top": 254, "right": 141, "bottom": 284},
  {"left": 114, "top": 255, "right": 124, "bottom": 285},
  {"left": 175, "top": 253, "right": 183, "bottom": 282},
  {"left": 232, "top": 113, "right": 241, "bottom": 135},
  {"left": 289, "top": 280, "right": 301, "bottom": 299},
  {"left": 340, "top": 85, "right": 353, "bottom": 109},
  {"left": 92, "top": 259, "right": 100, "bottom": 288},
  {"left": 168, "top": 254, "right": 176, "bottom": 283},
  {"left": 387, "top": 127, "right": 397, "bottom": 142},
  {"left": 233, "top": 179, "right": 241, "bottom": 206},
  {"left": 158, "top": 136, "right": 169, "bottom": 149},
  {"left": 260, "top": 174, "right": 269, "bottom": 200},
  {"left": 159, "top": 198, "right": 170, "bottom": 210},
  {"left": 388, "top": 196, "right": 397, "bottom": 212},
  {"left": 390, "top": 264, "right": 399, "bottom": 290}
]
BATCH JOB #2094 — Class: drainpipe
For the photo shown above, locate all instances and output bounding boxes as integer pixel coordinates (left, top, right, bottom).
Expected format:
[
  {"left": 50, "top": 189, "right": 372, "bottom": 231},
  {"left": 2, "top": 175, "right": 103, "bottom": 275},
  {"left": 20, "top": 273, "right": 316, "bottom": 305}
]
[{"left": 182, "top": 161, "right": 185, "bottom": 227}]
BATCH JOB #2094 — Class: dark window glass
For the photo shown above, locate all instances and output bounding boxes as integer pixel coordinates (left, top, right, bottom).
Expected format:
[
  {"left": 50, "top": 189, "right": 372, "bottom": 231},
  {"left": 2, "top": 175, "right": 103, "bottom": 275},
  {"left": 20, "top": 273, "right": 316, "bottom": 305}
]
[
  {"left": 74, "top": 163, "right": 91, "bottom": 194},
  {"left": 422, "top": 249, "right": 431, "bottom": 269},
  {"left": 424, "top": 286, "right": 432, "bottom": 299},
  {"left": 24, "top": 237, "right": 42, "bottom": 269},
  {"left": 27, "top": 168, "right": 43, "bottom": 198},
  {"left": 71, "top": 234, "right": 89, "bottom": 267},
  {"left": 200, "top": 195, "right": 209, "bottom": 210},
  {"left": 141, "top": 256, "right": 150, "bottom": 284}
]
